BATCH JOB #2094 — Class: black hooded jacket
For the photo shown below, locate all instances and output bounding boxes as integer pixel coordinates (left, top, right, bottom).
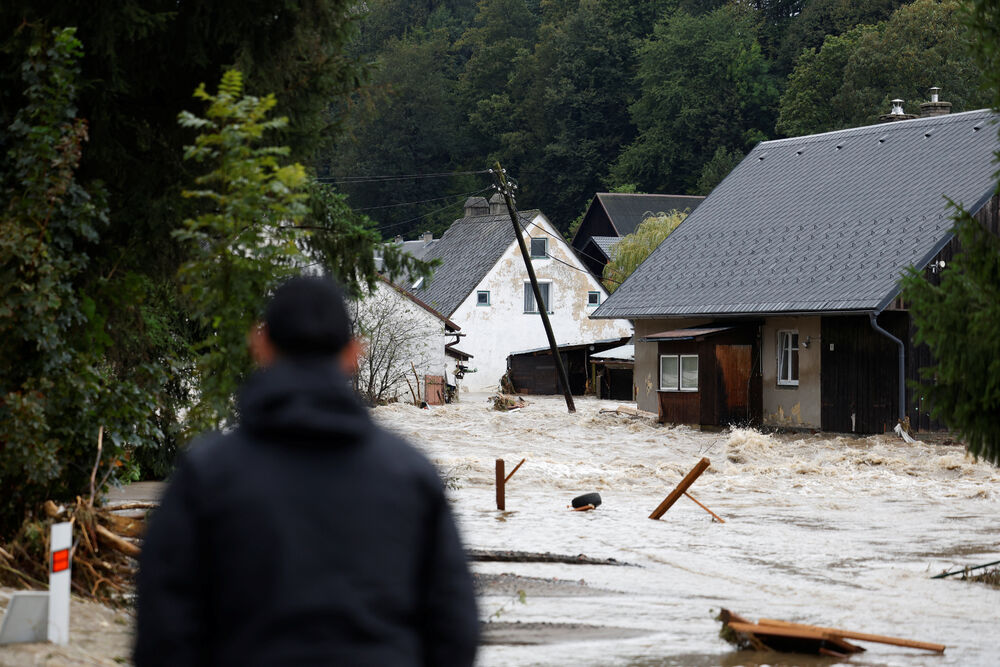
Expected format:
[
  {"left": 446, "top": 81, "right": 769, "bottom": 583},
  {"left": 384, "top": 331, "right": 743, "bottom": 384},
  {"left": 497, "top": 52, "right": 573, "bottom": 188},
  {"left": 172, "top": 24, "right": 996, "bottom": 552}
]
[{"left": 134, "top": 359, "right": 478, "bottom": 666}]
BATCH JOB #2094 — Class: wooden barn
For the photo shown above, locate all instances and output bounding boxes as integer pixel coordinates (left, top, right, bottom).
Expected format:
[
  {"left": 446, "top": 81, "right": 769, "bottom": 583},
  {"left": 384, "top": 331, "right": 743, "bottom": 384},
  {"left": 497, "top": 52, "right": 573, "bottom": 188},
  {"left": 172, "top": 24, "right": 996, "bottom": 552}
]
[
  {"left": 592, "top": 108, "right": 1000, "bottom": 433},
  {"left": 506, "top": 337, "right": 631, "bottom": 396}
]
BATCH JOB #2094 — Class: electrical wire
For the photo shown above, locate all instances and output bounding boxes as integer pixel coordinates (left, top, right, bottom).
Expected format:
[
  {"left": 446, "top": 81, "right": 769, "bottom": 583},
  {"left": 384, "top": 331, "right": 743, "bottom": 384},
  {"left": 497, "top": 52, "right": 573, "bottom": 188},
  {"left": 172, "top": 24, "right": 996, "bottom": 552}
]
[
  {"left": 315, "top": 169, "right": 490, "bottom": 184},
  {"left": 497, "top": 188, "right": 623, "bottom": 286},
  {"left": 375, "top": 186, "right": 494, "bottom": 233}
]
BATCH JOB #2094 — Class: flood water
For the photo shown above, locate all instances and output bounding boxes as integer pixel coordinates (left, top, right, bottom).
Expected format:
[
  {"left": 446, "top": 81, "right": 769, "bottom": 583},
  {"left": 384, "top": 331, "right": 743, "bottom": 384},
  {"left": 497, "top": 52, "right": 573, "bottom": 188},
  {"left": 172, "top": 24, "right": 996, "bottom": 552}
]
[{"left": 373, "top": 395, "right": 1000, "bottom": 667}]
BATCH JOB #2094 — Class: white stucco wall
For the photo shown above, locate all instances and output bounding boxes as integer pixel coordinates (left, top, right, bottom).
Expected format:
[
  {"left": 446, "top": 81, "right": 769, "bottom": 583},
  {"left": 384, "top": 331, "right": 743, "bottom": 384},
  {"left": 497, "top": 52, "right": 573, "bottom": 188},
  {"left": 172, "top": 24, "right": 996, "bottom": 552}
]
[
  {"left": 351, "top": 282, "right": 453, "bottom": 403},
  {"left": 451, "top": 214, "right": 633, "bottom": 392}
]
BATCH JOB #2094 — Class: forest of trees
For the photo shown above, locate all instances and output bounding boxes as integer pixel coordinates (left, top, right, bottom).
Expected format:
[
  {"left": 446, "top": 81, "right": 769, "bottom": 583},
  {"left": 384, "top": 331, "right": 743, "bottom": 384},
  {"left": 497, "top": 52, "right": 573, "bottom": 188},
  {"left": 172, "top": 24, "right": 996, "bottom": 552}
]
[{"left": 326, "top": 0, "right": 990, "bottom": 239}]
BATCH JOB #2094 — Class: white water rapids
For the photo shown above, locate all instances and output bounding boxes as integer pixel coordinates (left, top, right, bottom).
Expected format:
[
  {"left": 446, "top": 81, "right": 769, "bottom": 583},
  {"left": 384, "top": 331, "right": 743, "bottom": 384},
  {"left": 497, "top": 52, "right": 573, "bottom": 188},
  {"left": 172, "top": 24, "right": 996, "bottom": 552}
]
[{"left": 373, "top": 394, "right": 1000, "bottom": 667}]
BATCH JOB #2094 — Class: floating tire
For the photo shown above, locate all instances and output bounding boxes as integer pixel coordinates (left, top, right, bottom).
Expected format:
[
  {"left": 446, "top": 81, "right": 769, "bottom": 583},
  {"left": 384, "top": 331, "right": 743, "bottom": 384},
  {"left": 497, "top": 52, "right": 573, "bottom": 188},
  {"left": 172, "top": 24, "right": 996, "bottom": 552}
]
[{"left": 571, "top": 492, "right": 602, "bottom": 509}]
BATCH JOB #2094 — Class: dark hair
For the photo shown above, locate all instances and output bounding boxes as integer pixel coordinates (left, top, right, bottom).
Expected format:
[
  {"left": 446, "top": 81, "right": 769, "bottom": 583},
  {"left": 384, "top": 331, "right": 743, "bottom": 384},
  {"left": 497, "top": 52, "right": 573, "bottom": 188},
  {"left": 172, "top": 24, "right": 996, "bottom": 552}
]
[{"left": 264, "top": 276, "right": 352, "bottom": 357}]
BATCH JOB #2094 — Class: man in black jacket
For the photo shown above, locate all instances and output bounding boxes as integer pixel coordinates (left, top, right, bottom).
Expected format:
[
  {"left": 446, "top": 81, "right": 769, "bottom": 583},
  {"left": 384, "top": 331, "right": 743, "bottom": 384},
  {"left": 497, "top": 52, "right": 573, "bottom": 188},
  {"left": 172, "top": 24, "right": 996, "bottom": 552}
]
[{"left": 135, "top": 276, "right": 478, "bottom": 666}]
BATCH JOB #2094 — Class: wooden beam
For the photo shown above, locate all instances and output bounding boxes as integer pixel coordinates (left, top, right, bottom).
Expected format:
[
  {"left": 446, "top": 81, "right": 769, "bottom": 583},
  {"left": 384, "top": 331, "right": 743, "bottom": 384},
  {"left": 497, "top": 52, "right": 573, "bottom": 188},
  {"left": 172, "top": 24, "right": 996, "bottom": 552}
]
[
  {"left": 726, "top": 621, "right": 831, "bottom": 641},
  {"left": 504, "top": 458, "right": 526, "bottom": 484},
  {"left": 757, "top": 618, "right": 945, "bottom": 653},
  {"left": 495, "top": 459, "right": 505, "bottom": 511},
  {"left": 649, "top": 457, "right": 710, "bottom": 520},
  {"left": 682, "top": 491, "right": 725, "bottom": 523}
]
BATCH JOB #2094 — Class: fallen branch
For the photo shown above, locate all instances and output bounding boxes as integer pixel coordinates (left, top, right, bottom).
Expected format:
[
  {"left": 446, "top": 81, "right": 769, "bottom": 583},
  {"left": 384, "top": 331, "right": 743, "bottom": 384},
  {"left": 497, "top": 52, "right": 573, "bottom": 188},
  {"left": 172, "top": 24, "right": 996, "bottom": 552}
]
[
  {"left": 95, "top": 523, "right": 141, "bottom": 558},
  {"left": 104, "top": 501, "right": 159, "bottom": 512}
]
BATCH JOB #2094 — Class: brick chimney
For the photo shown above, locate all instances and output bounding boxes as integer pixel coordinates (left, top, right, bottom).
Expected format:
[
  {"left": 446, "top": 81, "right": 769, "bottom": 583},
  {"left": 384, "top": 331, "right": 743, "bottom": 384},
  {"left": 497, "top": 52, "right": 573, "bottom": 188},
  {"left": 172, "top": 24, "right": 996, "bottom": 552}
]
[
  {"left": 878, "top": 99, "right": 917, "bottom": 123},
  {"left": 919, "top": 87, "right": 951, "bottom": 117},
  {"left": 421, "top": 230, "right": 433, "bottom": 242}
]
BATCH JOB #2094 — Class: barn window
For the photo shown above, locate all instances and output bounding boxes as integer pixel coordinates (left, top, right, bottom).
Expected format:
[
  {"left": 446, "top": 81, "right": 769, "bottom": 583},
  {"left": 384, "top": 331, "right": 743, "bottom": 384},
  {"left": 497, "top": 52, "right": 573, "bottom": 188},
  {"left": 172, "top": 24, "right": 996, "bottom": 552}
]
[
  {"left": 659, "top": 354, "right": 699, "bottom": 391},
  {"left": 777, "top": 331, "right": 799, "bottom": 386},
  {"left": 530, "top": 237, "right": 548, "bottom": 258},
  {"left": 476, "top": 290, "right": 490, "bottom": 306},
  {"left": 523, "top": 282, "right": 551, "bottom": 313},
  {"left": 587, "top": 291, "right": 600, "bottom": 307}
]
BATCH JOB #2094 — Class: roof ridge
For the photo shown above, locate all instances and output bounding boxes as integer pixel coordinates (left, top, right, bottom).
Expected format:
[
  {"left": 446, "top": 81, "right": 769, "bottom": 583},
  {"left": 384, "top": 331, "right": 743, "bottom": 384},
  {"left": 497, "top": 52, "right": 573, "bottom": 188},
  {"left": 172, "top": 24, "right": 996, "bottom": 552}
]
[{"left": 762, "top": 108, "right": 997, "bottom": 147}]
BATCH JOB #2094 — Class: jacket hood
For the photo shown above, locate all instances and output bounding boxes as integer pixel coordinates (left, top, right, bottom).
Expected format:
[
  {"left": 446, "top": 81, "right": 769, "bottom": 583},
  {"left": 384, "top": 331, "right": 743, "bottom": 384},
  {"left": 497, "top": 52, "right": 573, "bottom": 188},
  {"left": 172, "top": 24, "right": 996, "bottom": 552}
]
[{"left": 237, "top": 358, "right": 371, "bottom": 446}]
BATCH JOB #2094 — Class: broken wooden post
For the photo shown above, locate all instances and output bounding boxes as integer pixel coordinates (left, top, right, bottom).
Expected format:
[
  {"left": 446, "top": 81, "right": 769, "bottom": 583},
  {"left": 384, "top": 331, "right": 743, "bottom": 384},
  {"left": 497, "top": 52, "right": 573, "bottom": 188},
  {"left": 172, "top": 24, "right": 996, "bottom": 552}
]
[
  {"left": 496, "top": 459, "right": 505, "bottom": 510},
  {"left": 649, "top": 457, "right": 711, "bottom": 520},
  {"left": 504, "top": 458, "right": 526, "bottom": 484},
  {"left": 683, "top": 491, "right": 725, "bottom": 523}
]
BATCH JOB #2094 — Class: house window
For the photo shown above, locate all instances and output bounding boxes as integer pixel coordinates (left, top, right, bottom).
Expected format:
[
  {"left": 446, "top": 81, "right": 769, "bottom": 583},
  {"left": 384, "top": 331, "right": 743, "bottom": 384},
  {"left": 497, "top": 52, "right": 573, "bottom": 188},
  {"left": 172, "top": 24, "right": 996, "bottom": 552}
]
[
  {"left": 523, "top": 282, "right": 551, "bottom": 313},
  {"left": 530, "top": 237, "right": 548, "bottom": 259},
  {"left": 777, "top": 330, "right": 799, "bottom": 386},
  {"left": 659, "top": 354, "right": 699, "bottom": 391},
  {"left": 587, "top": 291, "right": 600, "bottom": 307},
  {"left": 476, "top": 290, "right": 490, "bottom": 306}
]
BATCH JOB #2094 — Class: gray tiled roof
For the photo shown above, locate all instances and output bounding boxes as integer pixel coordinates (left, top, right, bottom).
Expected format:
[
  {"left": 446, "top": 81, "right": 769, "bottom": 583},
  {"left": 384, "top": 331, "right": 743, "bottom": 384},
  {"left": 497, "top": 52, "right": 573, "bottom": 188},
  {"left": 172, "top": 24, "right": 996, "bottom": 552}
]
[
  {"left": 590, "top": 236, "right": 622, "bottom": 259},
  {"left": 594, "top": 110, "right": 1000, "bottom": 319},
  {"left": 598, "top": 193, "right": 704, "bottom": 236},
  {"left": 411, "top": 210, "right": 541, "bottom": 316}
]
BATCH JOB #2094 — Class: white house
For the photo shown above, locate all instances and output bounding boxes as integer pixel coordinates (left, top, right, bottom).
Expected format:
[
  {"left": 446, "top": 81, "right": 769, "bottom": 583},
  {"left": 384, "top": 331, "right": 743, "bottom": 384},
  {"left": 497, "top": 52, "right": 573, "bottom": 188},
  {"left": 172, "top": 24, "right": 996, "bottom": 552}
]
[
  {"left": 350, "top": 276, "right": 471, "bottom": 404},
  {"left": 409, "top": 195, "right": 633, "bottom": 392}
]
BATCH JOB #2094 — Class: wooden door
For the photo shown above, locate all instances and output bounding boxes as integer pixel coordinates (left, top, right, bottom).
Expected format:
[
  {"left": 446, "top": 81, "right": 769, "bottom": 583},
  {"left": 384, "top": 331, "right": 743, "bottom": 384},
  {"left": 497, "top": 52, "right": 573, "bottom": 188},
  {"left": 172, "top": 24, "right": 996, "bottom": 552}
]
[{"left": 715, "top": 345, "right": 752, "bottom": 425}]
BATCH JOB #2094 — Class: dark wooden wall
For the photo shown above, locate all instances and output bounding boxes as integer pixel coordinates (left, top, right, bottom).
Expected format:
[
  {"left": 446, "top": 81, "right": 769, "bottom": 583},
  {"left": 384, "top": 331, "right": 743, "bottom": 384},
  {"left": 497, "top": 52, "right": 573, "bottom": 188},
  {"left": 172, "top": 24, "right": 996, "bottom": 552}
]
[
  {"left": 820, "top": 313, "right": 910, "bottom": 434},
  {"left": 656, "top": 328, "right": 761, "bottom": 427},
  {"left": 508, "top": 350, "right": 588, "bottom": 395}
]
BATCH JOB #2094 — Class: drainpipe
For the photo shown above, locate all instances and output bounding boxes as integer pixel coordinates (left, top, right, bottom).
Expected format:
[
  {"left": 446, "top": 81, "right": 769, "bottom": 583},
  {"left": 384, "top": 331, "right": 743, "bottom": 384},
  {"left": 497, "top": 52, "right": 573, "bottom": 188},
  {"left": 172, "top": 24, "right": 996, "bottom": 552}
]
[{"left": 868, "top": 312, "right": 905, "bottom": 423}]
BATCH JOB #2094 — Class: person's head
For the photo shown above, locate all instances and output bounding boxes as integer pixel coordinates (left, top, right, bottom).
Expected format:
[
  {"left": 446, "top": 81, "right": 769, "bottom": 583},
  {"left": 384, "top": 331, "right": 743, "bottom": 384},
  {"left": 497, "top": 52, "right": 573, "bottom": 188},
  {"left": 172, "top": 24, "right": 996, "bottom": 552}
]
[{"left": 249, "top": 275, "right": 361, "bottom": 374}]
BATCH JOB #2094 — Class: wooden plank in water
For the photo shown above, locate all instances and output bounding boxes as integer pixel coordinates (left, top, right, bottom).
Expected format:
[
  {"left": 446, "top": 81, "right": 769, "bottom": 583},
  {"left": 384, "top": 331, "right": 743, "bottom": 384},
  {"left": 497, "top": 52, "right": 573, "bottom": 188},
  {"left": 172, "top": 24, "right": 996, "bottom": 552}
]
[
  {"left": 757, "top": 618, "right": 945, "bottom": 653},
  {"left": 649, "top": 457, "right": 710, "bottom": 520}
]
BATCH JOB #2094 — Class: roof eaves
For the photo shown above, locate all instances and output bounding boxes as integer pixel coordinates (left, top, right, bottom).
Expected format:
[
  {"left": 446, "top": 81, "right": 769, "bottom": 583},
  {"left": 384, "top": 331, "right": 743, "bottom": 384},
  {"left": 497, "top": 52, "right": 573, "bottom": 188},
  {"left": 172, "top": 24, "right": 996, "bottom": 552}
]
[{"left": 380, "top": 275, "right": 460, "bottom": 331}]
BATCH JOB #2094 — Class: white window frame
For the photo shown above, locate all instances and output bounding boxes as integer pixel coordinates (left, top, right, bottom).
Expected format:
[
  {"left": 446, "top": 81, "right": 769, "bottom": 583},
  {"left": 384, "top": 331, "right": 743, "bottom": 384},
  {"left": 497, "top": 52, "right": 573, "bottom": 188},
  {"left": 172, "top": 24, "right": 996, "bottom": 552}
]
[
  {"left": 659, "top": 354, "right": 699, "bottom": 392},
  {"left": 777, "top": 330, "right": 799, "bottom": 386},
  {"left": 679, "top": 354, "right": 699, "bottom": 392},
  {"left": 476, "top": 290, "right": 490, "bottom": 306},
  {"left": 659, "top": 355, "right": 679, "bottom": 391},
  {"left": 523, "top": 282, "right": 551, "bottom": 314},
  {"left": 530, "top": 237, "right": 548, "bottom": 259},
  {"left": 587, "top": 291, "right": 600, "bottom": 307}
]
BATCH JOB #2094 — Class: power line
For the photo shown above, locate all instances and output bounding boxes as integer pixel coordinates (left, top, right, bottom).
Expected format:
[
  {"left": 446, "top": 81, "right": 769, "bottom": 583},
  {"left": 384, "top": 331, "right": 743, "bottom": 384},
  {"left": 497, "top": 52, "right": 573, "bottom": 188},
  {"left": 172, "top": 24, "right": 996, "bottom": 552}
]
[
  {"left": 315, "top": 169, "right": 490, "bottom": 185},
  {"left": 354, "top": 191, "right": 488, "bottom": 212},
  {"left": 493, "top": 182, "right": 623, "bottom": 286},
  {"left": 375, "top": 187, "right": 494, "bottom": 233}
]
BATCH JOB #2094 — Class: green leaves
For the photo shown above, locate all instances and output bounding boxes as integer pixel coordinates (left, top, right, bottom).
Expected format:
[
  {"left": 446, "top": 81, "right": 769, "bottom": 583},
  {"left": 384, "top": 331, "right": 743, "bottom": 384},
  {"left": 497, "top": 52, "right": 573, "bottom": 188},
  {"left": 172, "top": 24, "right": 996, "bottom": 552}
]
[
  {"left": 602, "top": 210, "right": 687, "bottom": 293},
  {"left": 611, "top": 5, "right": 779, "bottom": 195},
  {"left": 174, "top": 71, "right": 312, "bottom": 432},
  {"left": 777, "top": 0, "right": 991, "bottom": 137},
  {"left": 1, "top": 28, "right": 160, "bottom": 534},
  {"left": 901, "top": 207, "right": 1000, "bottom": 465}
]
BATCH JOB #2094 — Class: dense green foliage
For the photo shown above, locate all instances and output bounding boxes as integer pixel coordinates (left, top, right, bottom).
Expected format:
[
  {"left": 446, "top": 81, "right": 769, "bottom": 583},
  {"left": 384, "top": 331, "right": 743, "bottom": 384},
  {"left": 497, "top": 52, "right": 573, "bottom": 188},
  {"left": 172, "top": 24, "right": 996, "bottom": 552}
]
[
  {"left": 901, "top": 209, "right": 1000, "bottom": 464},
  {"left": 0, "top": 3, "right": 432, "bottom": 531},
  {"left": 611, "top": 5, "right": 779, "bottom": 195},
  {"left": 900, "top": 0, "right": 1000, "bottom": 464},
  {"left": 328, "top": 0, "right": 989, "bottom": 237},
  {"left": 778, "top": 0, "right": 990, "bottom": 136},
  {"left": 0, "top": 29, "right": 159, "bottom": 533},
  {"left": 175, "top": 71, "right": 312, "bottom": 430},
  {"left": 602, "top": 211, "right": 687, "bottom": 293}
]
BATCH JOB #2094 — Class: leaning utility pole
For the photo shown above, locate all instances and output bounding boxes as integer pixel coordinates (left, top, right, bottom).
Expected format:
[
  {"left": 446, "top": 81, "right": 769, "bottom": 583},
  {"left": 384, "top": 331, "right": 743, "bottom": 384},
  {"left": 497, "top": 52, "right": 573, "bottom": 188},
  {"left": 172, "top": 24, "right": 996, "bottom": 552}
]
[{"left": 491, "top": 162, "right": 575, "bottom": 413}]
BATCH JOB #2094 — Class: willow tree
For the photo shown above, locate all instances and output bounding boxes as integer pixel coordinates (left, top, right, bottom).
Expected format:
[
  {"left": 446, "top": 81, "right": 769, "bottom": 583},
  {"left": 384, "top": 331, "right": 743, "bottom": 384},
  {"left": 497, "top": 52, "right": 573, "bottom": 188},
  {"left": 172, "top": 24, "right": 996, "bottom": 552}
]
[{"left": 602, "top": 211, "right": 687, "bottom": 293}]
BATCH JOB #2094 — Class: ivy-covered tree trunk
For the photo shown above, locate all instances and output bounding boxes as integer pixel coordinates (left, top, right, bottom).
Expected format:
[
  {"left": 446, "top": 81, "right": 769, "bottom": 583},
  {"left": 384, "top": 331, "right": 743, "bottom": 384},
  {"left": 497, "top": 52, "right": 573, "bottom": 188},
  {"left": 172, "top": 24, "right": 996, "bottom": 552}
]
[{"left": 0, "top": 29, "right": 159, "bottom": 535}]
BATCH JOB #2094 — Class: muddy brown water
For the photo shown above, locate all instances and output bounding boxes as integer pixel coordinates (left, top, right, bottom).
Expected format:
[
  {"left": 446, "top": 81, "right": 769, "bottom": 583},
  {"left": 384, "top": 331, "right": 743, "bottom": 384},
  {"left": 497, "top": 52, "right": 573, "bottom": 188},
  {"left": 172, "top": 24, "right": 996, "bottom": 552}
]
[{"left": 374, "top": 394, "right": 1000, "bottom": 667}]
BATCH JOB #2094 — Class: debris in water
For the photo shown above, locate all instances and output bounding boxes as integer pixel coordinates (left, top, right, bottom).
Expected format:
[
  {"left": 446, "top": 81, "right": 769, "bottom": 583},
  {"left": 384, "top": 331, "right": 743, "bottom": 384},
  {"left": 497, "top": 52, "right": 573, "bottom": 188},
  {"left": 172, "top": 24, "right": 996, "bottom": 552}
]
[
  {"left": 489, "top": 394, "right": 528, "bottom": 411},
  {"left": 717, "top": 608, "right": 945, "bottom": 655},
  {"left": 466, "top": 549, "right": 632, "bottom": 566},
  {"left": 650, "top": 457, "right": 723, "bottom": 523}
]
